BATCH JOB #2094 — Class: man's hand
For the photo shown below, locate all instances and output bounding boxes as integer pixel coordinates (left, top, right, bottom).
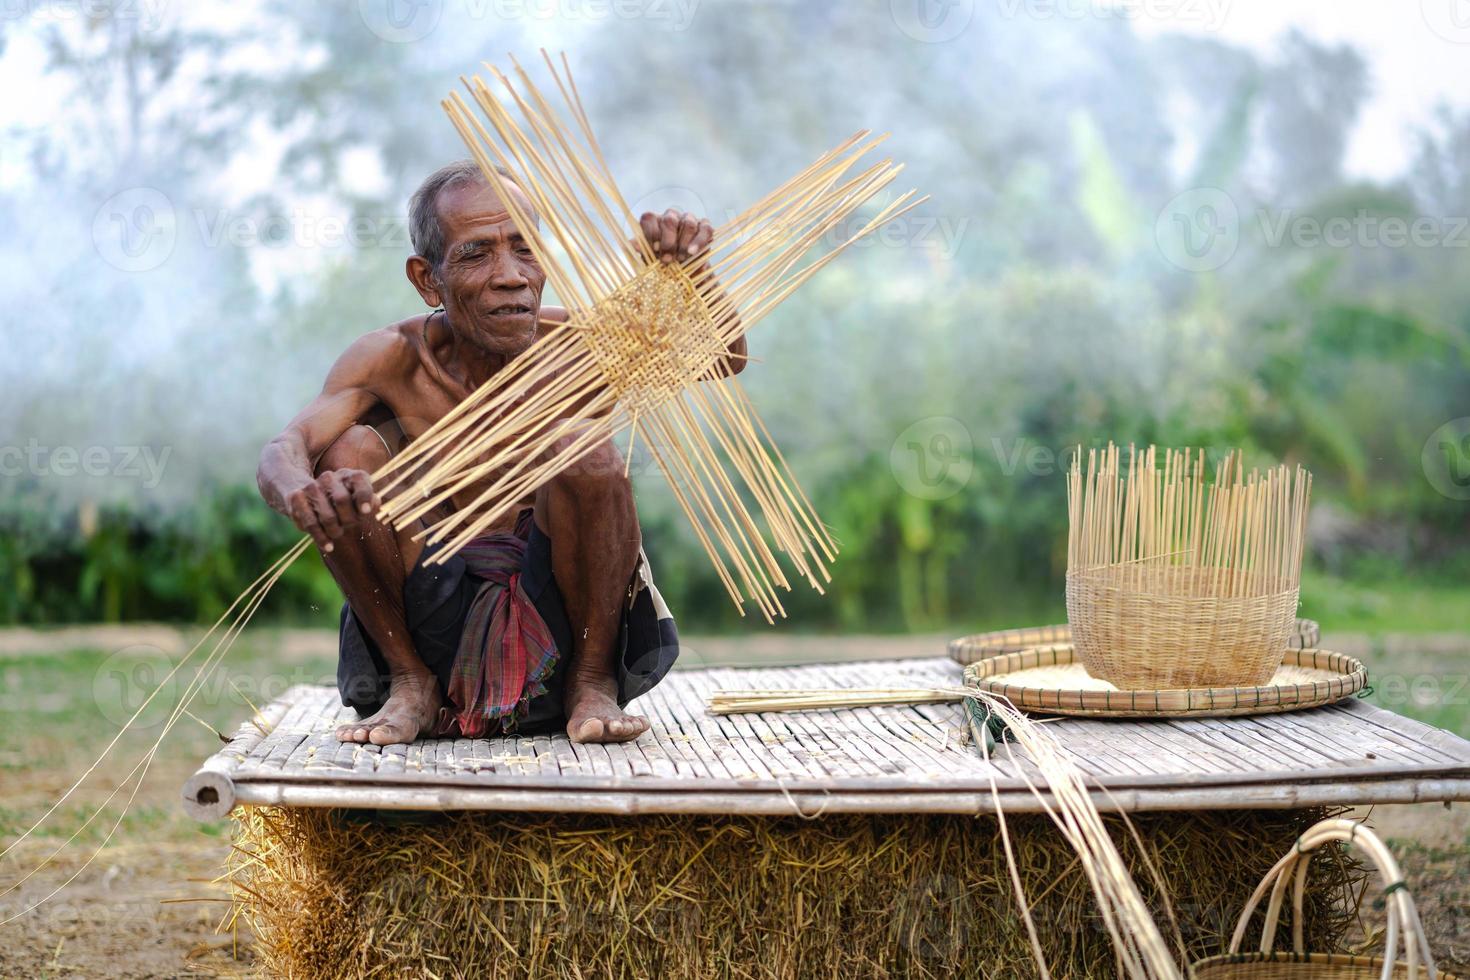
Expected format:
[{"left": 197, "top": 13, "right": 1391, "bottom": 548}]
[
  {"left": 639, "top": 209, "right": 714, "bottom": 266},
  {"left": 632, "top": 206, "right": 746, "bottom": 375},
  {"left": 286, "top": 469, "right": 381, "bottom": 553}
]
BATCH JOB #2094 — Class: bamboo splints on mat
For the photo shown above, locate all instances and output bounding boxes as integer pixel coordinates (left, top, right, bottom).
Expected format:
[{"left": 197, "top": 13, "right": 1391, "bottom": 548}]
[
  {"left": 976, "top": 692, "right": 1183, "bottom": 980},
  {"left": 707, "top": 687, "right": 965, "bottom": 714},
  {"left": 371, "top": 51, "right": 926, "bottom": 622}
]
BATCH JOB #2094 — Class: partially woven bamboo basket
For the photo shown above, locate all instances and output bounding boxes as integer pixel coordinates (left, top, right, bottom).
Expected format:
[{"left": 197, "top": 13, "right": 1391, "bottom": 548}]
[
  {"left": 1192, "top": 817, "right": 1457, "bottom": 979},
  {"left": 1067, "top": 567, "right": 1300, "bottom": 688},
  {"left": 1066, "top": 445, "right": 1312, "bottom": 690}
]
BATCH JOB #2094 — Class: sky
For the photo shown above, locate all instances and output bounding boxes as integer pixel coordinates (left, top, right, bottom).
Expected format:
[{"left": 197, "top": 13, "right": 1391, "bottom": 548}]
[{"left": 1130, "top": 0, "right": 1470, "bottom": 180}]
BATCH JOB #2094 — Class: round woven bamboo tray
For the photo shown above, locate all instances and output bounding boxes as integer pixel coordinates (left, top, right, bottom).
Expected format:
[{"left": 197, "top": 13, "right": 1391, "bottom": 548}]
[
  {"left": 962, "top": 645, "right": 1364, "bottom": 719},
  {"left": 947, "top": 619, "right": 1320, "bottom": 665},
  {"left": 1067, "top": 566, "right": 1300, "bottom": 690},
  {"left": 1192, "top": 817, "right": 1456, "bottom": 978}
]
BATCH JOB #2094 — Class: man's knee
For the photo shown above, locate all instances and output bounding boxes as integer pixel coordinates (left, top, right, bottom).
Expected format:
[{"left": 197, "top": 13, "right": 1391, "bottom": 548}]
[
  {"left": 537, "top": 438, "right": 637, "bottom": 545},
  {"left": 317, "top": 425, "right": 390, "bottom": 477},
  {"left": 555, "top": 438, "right": 627, "bottom": 490}
]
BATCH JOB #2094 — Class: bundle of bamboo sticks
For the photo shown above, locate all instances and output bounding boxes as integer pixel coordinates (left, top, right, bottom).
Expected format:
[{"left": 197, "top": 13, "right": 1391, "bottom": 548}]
[
  {"left": 707, "top": 687, "right": 964, "bottom": 715},
  {"left": 371, "top": 51, "right": 927, "bottom": 622},
  {"left": 1065, "top": 444, "right": 1313, "bottom": 688}
]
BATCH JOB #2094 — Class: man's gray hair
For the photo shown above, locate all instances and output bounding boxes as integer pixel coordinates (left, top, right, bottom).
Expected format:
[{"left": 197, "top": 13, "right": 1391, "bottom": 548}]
[{"left": 408, "top": 160, "right": 521, "bottom": 269}]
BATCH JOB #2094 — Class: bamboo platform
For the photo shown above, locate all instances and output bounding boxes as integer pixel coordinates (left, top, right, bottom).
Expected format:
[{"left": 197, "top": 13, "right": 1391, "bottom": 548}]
[{"left": 183, "top": 658, "right": 1470, "bottom": 819}]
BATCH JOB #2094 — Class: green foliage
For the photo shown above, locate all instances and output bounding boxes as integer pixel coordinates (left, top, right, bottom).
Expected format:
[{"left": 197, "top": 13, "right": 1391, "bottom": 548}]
[{"left": 0, "top": 488, "right": 340, "bottom": 627}]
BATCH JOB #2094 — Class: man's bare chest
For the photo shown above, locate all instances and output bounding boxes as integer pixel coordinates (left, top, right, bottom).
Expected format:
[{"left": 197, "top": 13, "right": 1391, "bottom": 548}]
[{"left": 372, "top": 370, "right": 536, "bottom": 527}]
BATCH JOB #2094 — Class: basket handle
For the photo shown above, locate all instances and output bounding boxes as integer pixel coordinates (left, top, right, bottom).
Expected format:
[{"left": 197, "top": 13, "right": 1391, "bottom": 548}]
[{"left": 1225, "top": 817, "right": 1438, "bottom": 979}]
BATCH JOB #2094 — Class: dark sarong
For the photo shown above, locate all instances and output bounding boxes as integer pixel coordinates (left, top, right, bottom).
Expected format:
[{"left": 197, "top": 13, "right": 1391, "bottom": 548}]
[
  {"left": 443, "top": 510, "right": 559, "bottom": 736},
  {"left": 337, "top": 510, "right": 680, "bottom": 736}
]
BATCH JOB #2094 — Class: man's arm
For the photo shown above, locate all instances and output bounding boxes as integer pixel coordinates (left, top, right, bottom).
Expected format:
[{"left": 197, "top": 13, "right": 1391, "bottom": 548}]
[
  {"left": 257, "top": 330, "right": 400, "bottom": 552},
  {"left": 710, "top": 318, "right": 747, "bottom": 379}
]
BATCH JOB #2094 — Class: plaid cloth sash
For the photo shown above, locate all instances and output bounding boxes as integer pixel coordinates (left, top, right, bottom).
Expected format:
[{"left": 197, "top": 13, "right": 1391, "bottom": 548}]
[{"left": 436, "top": 510, "right": 559, "bottom": 737}]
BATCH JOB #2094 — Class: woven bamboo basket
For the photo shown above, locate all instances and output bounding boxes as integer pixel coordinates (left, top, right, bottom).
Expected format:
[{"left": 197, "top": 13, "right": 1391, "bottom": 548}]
[
  {"left": 1193, "top": 817, "right": 1456, "bottom": 979},
  {"left": 1066, "top": 567, "right": 1300, "bottom": 689},
  {"left": 1067, "top": 445, "right": 1312, "bottom": 690}
]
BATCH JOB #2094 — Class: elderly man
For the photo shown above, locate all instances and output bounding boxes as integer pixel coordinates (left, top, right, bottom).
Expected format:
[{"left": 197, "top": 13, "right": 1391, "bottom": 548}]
[{"left": 257, "top": 161, "right": 743, "bottom": 745}]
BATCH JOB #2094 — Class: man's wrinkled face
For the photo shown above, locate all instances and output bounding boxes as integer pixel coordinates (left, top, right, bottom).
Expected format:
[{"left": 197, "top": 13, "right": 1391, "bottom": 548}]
[{"left": 434, "top": 177, "right": 546, "bottom": 356}]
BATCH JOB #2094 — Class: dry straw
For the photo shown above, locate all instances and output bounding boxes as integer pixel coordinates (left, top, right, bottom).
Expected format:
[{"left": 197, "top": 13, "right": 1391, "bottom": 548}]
[
  {"left": 970, "top": 687, "right": 1182, "bottom": 979},
  {"left": 225, "top": 805, "right": 1365, "bottom": 979},
  {"left": 1066, "top": 444, "right": 1312, "bottom": 689}
]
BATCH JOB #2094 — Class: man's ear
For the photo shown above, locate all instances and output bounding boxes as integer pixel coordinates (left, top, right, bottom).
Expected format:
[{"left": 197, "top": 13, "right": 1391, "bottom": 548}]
[{"left": 406, "top": 255, "right": 442, "bottom": 308}]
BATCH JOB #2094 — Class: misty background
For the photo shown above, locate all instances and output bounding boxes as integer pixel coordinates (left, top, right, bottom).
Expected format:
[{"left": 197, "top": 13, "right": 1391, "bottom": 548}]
[{"left": 1, "top": 0, "right": 1467, "bottom": 632}]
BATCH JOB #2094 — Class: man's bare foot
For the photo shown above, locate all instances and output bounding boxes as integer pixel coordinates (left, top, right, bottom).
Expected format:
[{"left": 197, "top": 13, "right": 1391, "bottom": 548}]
[
  {"left": 335, "top": 671, "right": 442, "bottom": 746},
  {"left": 565, "top": 674, "right": 648, "bottom": 743}
]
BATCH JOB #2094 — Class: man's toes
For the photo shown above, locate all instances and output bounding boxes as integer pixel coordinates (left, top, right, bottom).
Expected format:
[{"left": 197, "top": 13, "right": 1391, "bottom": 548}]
[
  {"left": 608, "top": 716, "right": 649, "bottom": 741},
  {"left": 571, "top": 716, "right": 605, "bottom": 743},
  {"left": 367, "top": 722, "right": 410, "bottom": 746}
]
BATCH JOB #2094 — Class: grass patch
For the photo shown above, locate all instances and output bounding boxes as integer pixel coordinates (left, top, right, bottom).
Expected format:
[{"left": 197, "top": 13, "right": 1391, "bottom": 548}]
[
  {"left": 1301, "top": 568, "right": 1470, "bottom": 634},
  {"left": 0, "top": 639, "right": 336, "bottom": 848}
]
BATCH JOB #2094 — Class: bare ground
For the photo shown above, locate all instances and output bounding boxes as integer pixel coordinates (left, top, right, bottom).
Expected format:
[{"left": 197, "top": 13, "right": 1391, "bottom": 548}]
[{"left": 0, "top": 838, "right": 251, "bottom": 979}]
